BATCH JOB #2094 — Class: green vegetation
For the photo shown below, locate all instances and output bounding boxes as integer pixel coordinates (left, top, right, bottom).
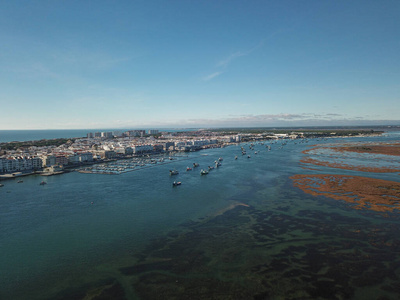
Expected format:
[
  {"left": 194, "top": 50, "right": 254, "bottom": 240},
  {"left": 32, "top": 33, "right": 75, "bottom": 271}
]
[{"left": 0, "top": 138, "right": 74, "bottom": 151}]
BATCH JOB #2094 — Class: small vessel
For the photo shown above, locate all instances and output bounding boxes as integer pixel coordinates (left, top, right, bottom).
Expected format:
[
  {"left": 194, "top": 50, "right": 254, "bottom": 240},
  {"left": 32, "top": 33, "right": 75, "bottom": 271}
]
[
  {"left": 235, "top": 156, "right": 238, "bottom": 160},
  {"left": 172, "top": 181, "right": 182, "bottom": 187},
  {"left": 186, "top": 167, "right": 192, "bottom": 171},
  {"left": 17, "top": 180, "right": 23, "bottom": 183},
  {"left": 40, "top": 181, "right": 47, "bottom": 185},
  {"left": 169, "top": 170, "right": 179, "bottom": 175},
  {"left": 247, "top": 155, "right": 251, "bottom": 158},
  {"left": 193, "top": 163, "right": 199, "bottom": 168},
  {"left": 208, "top": 166, "right": 214, "bottom": 170},
  {"left": 200, "top": 169, "right": 209, "bottom": 175},
  {"left": 0, "top": 183, "right": 4, "bottom": 187},
  {"left": 218, "top": 157, "right": 223, "bottom": 161}
]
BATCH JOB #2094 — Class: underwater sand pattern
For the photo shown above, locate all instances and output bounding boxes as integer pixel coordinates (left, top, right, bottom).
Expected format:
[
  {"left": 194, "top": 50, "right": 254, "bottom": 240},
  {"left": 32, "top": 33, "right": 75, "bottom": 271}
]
[{"left": 115, "top": 205, "right": 400, "bottom": 299}]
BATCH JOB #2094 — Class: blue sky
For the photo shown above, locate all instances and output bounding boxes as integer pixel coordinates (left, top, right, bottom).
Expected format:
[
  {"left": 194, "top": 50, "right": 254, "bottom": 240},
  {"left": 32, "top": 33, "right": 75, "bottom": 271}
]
[{"left": 1, "top": 0, "right": 399, "bottom": 129}]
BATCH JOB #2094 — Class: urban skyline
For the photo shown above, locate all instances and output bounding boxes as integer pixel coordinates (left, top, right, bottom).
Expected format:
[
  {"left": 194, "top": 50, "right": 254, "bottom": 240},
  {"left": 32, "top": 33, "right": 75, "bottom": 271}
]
[{"left": 1, "top": 1, "right": 399, "bottom": 129}]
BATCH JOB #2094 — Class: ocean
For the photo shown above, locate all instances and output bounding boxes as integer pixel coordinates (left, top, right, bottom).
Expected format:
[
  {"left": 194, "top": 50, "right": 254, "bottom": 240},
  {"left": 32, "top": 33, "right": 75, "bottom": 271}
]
[
  {"left": 0, "top": 128, "right": 199, "bottom": 143},
  {"left": 1, "top": 132, "right": 399, "bottom": 299}
]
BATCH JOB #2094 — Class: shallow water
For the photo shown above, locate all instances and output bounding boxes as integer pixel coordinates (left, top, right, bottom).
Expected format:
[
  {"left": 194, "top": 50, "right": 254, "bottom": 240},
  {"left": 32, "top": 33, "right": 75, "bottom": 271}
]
[{"left": 1, "top": 133, "right": 400, "bottom": 299}]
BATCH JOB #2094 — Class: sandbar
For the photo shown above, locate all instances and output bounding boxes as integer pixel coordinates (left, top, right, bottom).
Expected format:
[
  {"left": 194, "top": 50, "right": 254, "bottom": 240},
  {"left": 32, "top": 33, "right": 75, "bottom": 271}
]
[{"left": 291, "top": 174, "right": 400, "bottom": 212}]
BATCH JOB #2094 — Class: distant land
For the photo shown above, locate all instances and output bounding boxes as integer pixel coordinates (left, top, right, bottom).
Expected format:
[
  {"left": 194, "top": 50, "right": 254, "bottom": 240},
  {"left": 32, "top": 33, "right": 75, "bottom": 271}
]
[{"left": 0, "top": 125, "right": 399, "bottom": 144}]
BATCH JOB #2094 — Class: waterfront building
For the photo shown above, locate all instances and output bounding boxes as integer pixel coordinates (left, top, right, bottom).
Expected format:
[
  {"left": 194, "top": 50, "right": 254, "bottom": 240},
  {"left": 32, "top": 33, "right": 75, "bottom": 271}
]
[
  {"left": 55, "top": 155, "right": 69, "bottom": 166},
  {"left": 162, "top": 142, "right": 175, "bottom": 151},
  {"left": 133, "top": 144, "right": 153, "bottom": 154},
  {"left": 115, "top": 147, "right": 133, "bottom": 155},
  {"left": 68, "top": 152, "right": 94, "bottom": 164},
  {"left": 0, "top": 156, "right": 42, "bottom": 173},
  {"left": 153, "top": 144, "right": 164, "bottom": 153},
  {"left": 79, "top": 152, "right": 94, "bottom": 162},
  {"left": 68, "top": 155, "right": 80, "bottom": 164},
  {"left": 0, "top": 158, "right": 4, "bottom": 173},
  {"left": 41, "top": 155, "right": 57, "bottom": 167}
]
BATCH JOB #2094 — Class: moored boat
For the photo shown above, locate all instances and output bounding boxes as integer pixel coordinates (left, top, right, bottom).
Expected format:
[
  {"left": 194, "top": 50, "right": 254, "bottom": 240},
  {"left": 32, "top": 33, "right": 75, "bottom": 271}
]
[
  {"left": 40, "top": 181, "right": 47, "bottom": 185},
  {"left": 172, "top": 181, "right": 182, "bottom": 187},
  {"left": 169, "top": 170, "right": 179, "bottom": 175},
  {"left": 200, "top": 169, "right": 209, "bottom": 175}
]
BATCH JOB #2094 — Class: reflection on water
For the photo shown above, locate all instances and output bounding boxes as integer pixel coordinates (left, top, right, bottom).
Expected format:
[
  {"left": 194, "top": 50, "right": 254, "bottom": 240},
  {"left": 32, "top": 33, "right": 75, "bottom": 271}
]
[{"left": 1, "top": 134, "right": 400, "bottom": 299}]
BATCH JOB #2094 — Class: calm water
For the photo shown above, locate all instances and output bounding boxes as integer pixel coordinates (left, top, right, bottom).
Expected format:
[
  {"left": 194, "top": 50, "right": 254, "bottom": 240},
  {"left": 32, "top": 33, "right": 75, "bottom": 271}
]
[{"left": 1, "top": 133, "right": 399, "bottom": 299}]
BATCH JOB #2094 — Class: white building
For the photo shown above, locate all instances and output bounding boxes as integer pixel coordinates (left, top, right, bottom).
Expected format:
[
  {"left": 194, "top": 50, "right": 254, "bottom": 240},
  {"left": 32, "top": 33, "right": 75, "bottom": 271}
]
[
  {"left": 133, "top": 144, "right": 153, "bottom": 154},
  {"left": 41, "top": 155, "right": 57, "bottom": 167},
  {"left": 0, "top": 157, "right": 42, "bottom": 173}
]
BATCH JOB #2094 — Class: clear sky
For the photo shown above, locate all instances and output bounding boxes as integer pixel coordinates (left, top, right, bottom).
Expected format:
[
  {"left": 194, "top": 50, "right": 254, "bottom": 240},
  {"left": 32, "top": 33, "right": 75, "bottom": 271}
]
[{"left": 1, "top": 0, "right": 399, "bottom": 129}]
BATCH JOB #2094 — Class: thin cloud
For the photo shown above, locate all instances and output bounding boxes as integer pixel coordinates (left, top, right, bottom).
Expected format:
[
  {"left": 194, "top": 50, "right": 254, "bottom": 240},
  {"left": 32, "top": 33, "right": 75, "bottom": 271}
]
[
  {"left": 217, "top": 51, "right": 247, "bottom": 68},
  {"left": 203, "top": 71, "right": 223, "bottom": 81},
  {"left": 217, "top": 40, "right": 265, "bottom": 68}
]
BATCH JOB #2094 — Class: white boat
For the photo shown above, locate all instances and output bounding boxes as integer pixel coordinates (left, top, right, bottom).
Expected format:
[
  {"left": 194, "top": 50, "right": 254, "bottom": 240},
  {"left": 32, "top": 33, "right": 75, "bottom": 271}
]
[
  {"left": 172, "top": 181, "right": 182, "bottom": 187},
  {"left": 169, "top": 170, "right": 179, "bottom": 175},
  {"left": 200, "top": 169, "right": 209, "bottom": 175}
]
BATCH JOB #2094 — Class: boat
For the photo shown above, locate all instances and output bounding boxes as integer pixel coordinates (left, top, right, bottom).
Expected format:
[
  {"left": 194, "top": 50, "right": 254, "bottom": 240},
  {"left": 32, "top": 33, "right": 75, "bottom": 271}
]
[
  {"left": 218, "top": 157, "right": 223, "bottom": 161},
  {"left": 40, "top": 181, "right": 47, "bottom": 185},
  {"left": 200, "top": 169, "right": 209, "bottom": 175},
  {"left": 17, "top": 180, "right": 23, "bottom": 183},
  {"left": 235, "top": 156, "right": 238, "bottom": 160},
  {"left": 208, "top": 166, "right": 214, "bottom": 170},
  {"left": 0, "top": 183, "right": 4, "bottom": 187},
  {"left": 247, "top": 155, "right": 251, "bottom": 158},
  {"left": 186, "top": 167, "right": 192, "bottom": 171},
  {"left": 169, "top": 170, "right": 179, "bottom": 175},
  {"left": 172, "top": 181, "right": 182, "bottom": 187},
  {"left": 193, "top": 163, "right": 199, "bottom": 168}
]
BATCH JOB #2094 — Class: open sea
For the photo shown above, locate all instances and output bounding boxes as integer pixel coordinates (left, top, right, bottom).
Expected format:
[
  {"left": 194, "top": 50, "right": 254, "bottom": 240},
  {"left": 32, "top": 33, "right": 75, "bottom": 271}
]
[
  {"left": 0, "top": 129, "right": 198, "bottom": 143},
  {"left": 1, "top": 132, "right": 400, "bottom": 299}
]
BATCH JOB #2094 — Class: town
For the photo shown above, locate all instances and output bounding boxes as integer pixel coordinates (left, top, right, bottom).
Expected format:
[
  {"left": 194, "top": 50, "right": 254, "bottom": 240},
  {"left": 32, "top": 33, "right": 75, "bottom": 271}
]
[{"left": 0, "top": 128, "right": 381, "bottom": 177}]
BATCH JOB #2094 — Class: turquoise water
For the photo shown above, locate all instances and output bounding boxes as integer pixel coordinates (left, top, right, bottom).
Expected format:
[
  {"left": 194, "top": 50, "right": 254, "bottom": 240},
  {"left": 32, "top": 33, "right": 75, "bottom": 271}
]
[
  {"left": 1, "top": 133, "right": 400, "bottom": 299},
  {"left": 0, "top": 128, "right": 198, "bottom": 143}
]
